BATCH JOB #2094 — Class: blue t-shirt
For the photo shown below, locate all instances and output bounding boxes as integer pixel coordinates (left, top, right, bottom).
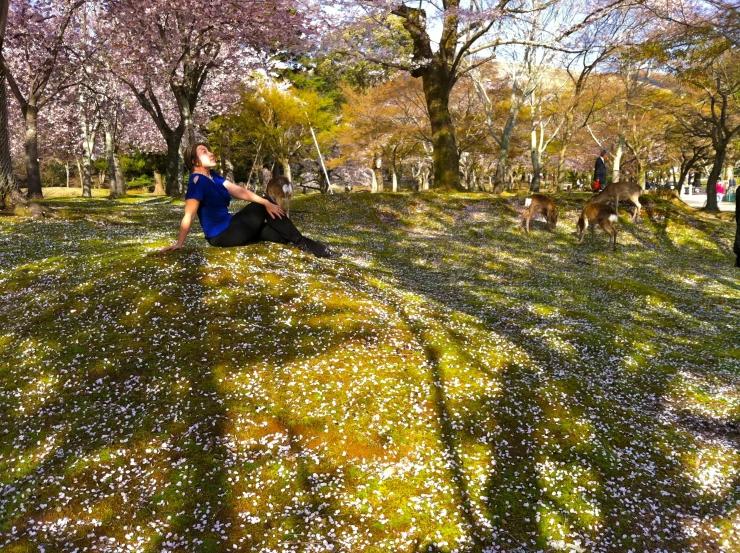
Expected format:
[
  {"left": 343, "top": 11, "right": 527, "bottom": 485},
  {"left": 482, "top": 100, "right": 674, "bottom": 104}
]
[{"left": 185, "top": 171, "right": 232, "bottom": 238}]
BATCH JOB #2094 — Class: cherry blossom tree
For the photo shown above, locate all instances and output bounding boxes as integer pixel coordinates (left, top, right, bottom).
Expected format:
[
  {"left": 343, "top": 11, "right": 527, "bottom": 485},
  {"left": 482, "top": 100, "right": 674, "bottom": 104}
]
[
  {"left": 0, "top": 0, "right": 86, "bottom": 199},
  {"left": 102, "top": 0, "right": 308, "bottom": 195}
]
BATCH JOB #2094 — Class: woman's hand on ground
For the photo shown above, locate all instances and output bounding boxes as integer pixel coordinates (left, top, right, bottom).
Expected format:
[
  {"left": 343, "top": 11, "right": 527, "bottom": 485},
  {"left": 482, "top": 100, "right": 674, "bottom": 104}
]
[
  {"left": 265, "top": 202, "right": 284, "bottom": 220},
  {"left": 158, "top": 243, "right": 182, "bottom": 253}
]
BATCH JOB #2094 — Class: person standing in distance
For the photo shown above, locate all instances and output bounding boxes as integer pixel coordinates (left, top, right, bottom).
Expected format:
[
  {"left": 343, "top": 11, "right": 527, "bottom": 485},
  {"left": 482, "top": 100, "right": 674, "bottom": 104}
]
[{"left": 593, "top": 149, "right": 608, "bottom": 192}]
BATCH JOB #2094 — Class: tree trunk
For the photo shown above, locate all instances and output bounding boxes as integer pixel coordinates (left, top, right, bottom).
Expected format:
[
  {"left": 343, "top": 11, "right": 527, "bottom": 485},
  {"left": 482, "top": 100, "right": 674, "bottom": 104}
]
[
  {"left": 421, "top": 69, "right": 461, "bottom": 191},
  {"left": 81, "top": 145, "right": 93, "bottom": 198},
  {"left": 114, "top": 154, "right": 125, "bottom": 196},
  {"left": 280, "top": 157, "right": 292, "bottom": 183},
  {"left": 153, "top": 171, "right": 165, "bottom": 195},
  {"left": 372, "top": 151, "right": 383, "bottom": 192},
  {"left": 106, "top": 128, "right": 119, "bottom": 198},
  {"left": 23, "top": 104, "right": 43, "bottom": 199},
  {"left": 637, "top": 164, "right": 646, "bottom": 189},
  {"left": 370, "top": 168, "right": 378, "bottom": 193},
  {"left": 704, "top": 147, "right": 726, "bottom": 212},
  {"left": 65, "top": 162, "right": 70, "bottom": 187},
  {"left": 0, "top": 66, "right": 22, "bottom": 210},
  {"left": 493, "top": 98, "right": 521, "bottom": 193},
  {"left": 391, "top": 149, "right": 399, "bottom": 192},
  {"left": 80, "top": 106, "right": 96, "bottom": 198},
  {"left": 612, "top": 135, "right": 625, "bottom": 183},
  {"left": 75, "top": 158, "right": 82, "bottom": 187},
  {"left": 726, "top": 159, "right": 734, "bottom": 182},
  {"left": 165, "top": 134, "right": 185, "bottom": 196},
  {"left": 557, "top": 112, "right": 574, "bottom": 190},
  {"left": 530, "top": 130, "right": 541, "bottom": 193}
]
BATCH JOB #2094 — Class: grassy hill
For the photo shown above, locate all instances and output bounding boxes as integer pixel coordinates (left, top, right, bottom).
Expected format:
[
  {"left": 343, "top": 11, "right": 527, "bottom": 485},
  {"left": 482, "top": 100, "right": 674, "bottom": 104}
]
[{"left": 0, "top": 191, "right": 738, "bottom": 553}]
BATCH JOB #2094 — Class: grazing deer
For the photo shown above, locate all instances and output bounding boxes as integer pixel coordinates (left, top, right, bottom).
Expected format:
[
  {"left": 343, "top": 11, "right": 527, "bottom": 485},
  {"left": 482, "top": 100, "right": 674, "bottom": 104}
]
[
  {"left": 587, "top": 181, "right": 643, "bottom": 222},
  {"left": 520, "top": 194, "right": 558, "bottom": 232},
  {"left": 576, "top": 203, "right": 619, "bottom": 250},
  {"left": 265, "top": 175, "right": 293, "bottom": 217}
]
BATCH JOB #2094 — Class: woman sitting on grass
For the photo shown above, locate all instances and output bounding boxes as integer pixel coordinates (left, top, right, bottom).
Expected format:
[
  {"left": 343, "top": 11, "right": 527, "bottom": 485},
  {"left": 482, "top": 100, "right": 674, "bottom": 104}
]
[{"left": 159, "top": 143, "right": 340, "bottom": 258}]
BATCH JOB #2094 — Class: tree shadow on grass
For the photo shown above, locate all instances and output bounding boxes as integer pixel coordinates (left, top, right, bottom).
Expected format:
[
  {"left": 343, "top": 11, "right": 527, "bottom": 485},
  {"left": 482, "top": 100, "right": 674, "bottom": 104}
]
[{"left": 332, "top": 194, "right": 739, "bottom": 552}]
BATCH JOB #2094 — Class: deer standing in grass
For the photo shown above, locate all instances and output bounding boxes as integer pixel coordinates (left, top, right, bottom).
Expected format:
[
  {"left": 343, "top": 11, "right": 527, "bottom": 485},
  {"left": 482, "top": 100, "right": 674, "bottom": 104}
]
[
  {"left": 576, "top": 203, "right": 619, "bottom": 250},
  {"left": 520, "top": 194, "right": 558, "bottom": 232},
  {"left": 588, "top": 181, "right": 643, "bottom": 222}
]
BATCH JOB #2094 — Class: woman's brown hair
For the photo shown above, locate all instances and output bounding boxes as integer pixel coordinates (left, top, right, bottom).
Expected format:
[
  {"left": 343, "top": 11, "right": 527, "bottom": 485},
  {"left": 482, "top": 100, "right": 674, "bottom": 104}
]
[{"left": 189, "top": 142, "right": 210, "bottom": 171}]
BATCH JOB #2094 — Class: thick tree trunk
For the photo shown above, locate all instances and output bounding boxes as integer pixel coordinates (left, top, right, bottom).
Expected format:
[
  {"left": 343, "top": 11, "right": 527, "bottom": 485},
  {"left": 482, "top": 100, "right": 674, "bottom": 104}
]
[
  {"left": 612, "top": 135, "right": 625, "bottom": 183},
  {"left": 421, "top": 70, "right": 461, "bottom": 191},
  {"left": 23, "top": 105, "right": 42, "bottom": 199},
  {"left": 0, "top": 68, "right": 21, "bottom": 210},
  {"left": 165, "top": 134, "right": 185, "bottom": 196}
]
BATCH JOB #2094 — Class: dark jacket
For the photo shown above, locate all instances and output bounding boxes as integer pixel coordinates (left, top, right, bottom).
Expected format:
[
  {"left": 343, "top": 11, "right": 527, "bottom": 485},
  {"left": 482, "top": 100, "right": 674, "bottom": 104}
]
[{"left": 594, "top": 156, "right": 607, "bottom": 186}]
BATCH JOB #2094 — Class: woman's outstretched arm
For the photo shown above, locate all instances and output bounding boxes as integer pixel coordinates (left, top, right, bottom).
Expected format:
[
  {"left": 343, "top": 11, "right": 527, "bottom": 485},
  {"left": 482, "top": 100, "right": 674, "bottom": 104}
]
[
  {"left": 224, "top": 183, "right": 284, "bottom": 219},
  {"left": 158, "top": 199, "right": 200, "bottom": 252}
]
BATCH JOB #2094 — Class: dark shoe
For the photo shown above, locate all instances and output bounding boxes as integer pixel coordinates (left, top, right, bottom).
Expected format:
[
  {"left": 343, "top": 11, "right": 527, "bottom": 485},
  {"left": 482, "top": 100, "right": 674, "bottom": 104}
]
[
  {"left": 323, "top": 248, "right": 343, "bottom": 259},
  {"left": 296, "top": 239, "right": 313, "bottom": 255},
  {"left": 297, "top": 237, "right": 342, "bottom": 259}
]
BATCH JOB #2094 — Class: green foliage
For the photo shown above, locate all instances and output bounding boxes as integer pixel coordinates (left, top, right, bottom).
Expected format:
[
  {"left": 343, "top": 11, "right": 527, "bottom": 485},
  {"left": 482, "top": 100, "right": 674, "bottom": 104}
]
[
  {"left": 210, "top": 82, "right": 338, "bottom": 178},
  {"left": 120, "top": 152, "right": 167, "bottom": 179}
]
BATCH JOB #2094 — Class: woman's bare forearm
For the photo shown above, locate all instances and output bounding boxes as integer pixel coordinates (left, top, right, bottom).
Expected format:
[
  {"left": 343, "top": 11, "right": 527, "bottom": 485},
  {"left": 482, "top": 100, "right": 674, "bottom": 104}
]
[
  {"left": 242, "top": 189, "right": 268, "bottom": 205},
  {"left": 176, "top": 214, "right": 194, "bottom": 246}
]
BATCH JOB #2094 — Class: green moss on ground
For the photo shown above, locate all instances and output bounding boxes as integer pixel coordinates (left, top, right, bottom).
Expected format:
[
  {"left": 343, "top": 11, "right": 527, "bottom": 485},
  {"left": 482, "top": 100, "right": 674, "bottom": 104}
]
[{"left": 0, "top": 191, "right": 738, "bottom": 552}]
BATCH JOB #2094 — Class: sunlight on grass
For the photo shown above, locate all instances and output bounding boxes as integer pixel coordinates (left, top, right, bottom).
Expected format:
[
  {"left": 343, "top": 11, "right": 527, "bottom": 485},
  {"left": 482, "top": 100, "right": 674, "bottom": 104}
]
[{"left": 0, "top": 192, "right": 738, "bottom": 552}]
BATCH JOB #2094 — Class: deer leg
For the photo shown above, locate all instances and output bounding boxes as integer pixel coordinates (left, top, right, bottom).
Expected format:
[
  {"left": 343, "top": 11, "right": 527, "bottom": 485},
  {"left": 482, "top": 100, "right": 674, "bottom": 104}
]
[{"left": 631, "top": 196, "right": 641, "bottom": 222}]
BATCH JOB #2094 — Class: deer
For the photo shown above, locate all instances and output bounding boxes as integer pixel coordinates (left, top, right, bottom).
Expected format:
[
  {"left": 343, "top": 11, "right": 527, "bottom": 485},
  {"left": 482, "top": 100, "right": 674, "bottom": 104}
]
[
  {"left": 520, "top": 194, "right": 558, "bottom": 232},
  {"left": 265, "top": 175, "right": 293, "bottom": 217},
  {"left": 576, "top": 203, "right": 619, "bottom": 250},
  {"left": 587, "top": 181, "right": 643, "bottom": 222}
]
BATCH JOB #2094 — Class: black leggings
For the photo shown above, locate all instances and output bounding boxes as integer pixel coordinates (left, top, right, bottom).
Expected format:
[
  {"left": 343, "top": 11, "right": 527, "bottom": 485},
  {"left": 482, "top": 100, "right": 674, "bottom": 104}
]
[
  {"left": 207, "top": 202, "right": 301, "bottom": 247},
  {"left": 207, "top": 202, "right": 327, "bottom": 256}
]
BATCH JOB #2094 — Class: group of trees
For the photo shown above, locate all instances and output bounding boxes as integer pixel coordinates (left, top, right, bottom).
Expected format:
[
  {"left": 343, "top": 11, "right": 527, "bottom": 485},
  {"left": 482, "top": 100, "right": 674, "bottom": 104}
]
[{"left": 0, "top": 0, "right": 737, "bottom": 213}]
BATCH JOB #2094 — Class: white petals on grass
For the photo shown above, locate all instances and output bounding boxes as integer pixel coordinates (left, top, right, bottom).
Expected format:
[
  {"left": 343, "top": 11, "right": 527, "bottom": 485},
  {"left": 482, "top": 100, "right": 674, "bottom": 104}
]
[{"left": 0, "top": 193, "right": 738, "bottom": 552}]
